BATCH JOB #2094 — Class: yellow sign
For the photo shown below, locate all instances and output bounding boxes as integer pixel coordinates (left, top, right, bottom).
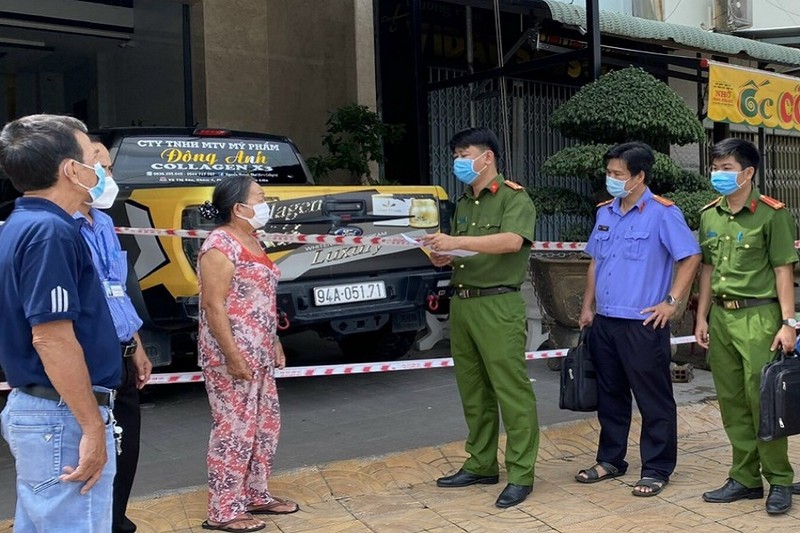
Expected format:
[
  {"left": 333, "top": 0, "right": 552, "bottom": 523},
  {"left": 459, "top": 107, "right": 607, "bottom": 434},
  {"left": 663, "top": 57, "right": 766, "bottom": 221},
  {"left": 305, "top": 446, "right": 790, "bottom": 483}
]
[{"left": 708, "top": 61, "right": 800, "bottom": 133}]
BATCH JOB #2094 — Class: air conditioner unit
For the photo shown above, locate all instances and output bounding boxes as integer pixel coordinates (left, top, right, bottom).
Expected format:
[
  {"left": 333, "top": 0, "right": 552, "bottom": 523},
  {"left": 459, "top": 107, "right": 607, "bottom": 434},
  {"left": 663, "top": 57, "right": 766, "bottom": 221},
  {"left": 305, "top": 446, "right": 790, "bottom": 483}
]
[{"left": 713, "top": 0, "right": 753, "bottom": 32}]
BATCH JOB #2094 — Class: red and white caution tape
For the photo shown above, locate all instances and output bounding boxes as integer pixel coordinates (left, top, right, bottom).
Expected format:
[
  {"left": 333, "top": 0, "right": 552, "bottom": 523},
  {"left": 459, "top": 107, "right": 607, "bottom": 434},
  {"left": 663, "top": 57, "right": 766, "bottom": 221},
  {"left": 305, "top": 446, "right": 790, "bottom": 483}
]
[
  {"left": 530, "top": 241, "right": 587, "bottom": 251},
  {"left": 112, "top": 226, "right": 419, "bottom": 247},
  {"left": 0, "top": 335, "right": 698, "bottom": 390},
  {"left": 4, "top": 220, "right": 800, "bottom": 250},
  {"left": 113, "top": 229, "right": 593, "bottom": 251}
]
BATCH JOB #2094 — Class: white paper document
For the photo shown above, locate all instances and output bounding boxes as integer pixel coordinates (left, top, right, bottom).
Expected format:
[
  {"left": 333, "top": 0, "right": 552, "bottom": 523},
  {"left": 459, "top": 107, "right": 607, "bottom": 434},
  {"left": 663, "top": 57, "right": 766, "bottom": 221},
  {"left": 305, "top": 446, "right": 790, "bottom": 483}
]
[{"left": 400, "top": 233, "right": 478, "bottom": 257}]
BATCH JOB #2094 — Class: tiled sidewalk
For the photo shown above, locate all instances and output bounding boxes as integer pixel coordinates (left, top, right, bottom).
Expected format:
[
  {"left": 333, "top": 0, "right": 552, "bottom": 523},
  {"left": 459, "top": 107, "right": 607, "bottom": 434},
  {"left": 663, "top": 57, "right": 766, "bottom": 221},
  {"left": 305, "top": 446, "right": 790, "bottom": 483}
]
[{"left": 3, "top": 400, "right": 800, "bottom": 532}]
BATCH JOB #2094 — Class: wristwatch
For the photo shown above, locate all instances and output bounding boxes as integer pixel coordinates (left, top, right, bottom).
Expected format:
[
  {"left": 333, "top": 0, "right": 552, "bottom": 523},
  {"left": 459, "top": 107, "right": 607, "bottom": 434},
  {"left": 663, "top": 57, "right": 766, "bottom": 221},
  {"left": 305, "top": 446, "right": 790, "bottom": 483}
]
[
  {"left": 782, "top": 318, "right": 798, "bottom": 328},
  {"left": 664, "top": 294, "right": 677, "bottom": 306}
]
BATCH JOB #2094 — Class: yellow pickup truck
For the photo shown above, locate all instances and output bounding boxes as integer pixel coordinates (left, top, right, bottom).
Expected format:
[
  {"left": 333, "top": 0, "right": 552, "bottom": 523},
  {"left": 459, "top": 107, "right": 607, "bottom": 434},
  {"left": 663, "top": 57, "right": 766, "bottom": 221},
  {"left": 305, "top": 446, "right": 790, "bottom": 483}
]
[{"left": 71, "top": 127, "right": 452, "bottom": 367}]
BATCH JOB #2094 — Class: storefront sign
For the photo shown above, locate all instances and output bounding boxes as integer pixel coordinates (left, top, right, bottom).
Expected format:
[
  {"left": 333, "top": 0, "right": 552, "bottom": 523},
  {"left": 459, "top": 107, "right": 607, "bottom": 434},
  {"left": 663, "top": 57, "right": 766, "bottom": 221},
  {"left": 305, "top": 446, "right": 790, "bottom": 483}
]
[{"left": 708, "top": 61, "right": 800, "bottom": 133}]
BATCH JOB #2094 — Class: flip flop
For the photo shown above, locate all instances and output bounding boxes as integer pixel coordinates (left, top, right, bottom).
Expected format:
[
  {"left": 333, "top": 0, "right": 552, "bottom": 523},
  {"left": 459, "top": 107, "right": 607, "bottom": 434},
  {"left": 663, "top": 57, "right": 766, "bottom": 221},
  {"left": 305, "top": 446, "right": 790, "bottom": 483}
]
[
  {"left": 632, "top": 477, "right": 668, "bottom": 497},
  {"left": 248, "top": 496, "right": 300, "bottom": 515},
  {"left": 201, "top": 514, "right": 266, "bottom": 532},
  {"left": 575, "top": 461, "right": 624, "bottom": 484}
]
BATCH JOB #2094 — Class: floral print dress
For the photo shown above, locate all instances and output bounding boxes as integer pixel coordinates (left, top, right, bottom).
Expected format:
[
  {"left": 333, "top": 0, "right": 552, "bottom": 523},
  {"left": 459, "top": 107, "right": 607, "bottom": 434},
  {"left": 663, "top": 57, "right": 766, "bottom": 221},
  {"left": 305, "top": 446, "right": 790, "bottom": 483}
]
[{"left": 197, "top": 228, "right": 281, "bottom": 523}]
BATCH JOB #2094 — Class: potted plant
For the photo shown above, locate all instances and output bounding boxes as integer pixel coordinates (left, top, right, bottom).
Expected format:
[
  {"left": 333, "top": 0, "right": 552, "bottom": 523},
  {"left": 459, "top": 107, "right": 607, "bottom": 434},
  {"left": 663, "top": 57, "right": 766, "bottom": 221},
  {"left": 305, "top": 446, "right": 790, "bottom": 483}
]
[
  {"left": 529, "top": 67, "right": 716, "bottom": 368},
  {"left": 531, "top": 67, "right": 716, "bottom": 237},
  {"left": 306, "top": 103, "right": 404, "bottom": 185}
]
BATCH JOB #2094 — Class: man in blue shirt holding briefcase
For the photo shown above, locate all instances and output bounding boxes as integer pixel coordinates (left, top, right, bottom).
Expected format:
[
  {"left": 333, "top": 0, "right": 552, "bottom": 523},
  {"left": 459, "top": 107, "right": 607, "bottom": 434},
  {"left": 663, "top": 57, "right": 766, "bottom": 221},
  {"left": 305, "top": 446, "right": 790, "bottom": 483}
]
[{"left": 577, "top": 142, "right": 700, "bottom": 497}]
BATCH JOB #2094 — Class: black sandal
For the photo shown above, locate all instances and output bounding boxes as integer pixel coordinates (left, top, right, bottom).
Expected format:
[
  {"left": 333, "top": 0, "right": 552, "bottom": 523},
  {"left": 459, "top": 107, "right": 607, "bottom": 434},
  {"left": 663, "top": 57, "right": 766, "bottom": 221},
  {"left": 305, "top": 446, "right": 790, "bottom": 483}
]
[
  {"left": 575, "top": 461, "right": 624, "bottom": 484},
  {"left": 632, "top": 477, "right": 667, "bottom": 497}
]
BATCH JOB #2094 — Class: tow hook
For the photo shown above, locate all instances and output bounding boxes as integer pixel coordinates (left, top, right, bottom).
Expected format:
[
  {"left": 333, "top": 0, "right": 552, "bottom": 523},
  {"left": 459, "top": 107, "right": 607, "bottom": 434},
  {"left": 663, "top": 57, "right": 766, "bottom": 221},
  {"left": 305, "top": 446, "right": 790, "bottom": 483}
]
[
  {"left": 426, "top": 294, "right": 440, "bottom": 312},
  {"left": 277, "top": 309, "right": 290, "bottom": 331}
]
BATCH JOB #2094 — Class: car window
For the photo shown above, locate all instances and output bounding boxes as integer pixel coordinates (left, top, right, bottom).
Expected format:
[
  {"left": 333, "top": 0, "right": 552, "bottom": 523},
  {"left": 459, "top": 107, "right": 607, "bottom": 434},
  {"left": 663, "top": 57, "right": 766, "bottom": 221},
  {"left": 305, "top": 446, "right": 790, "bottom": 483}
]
[{"left": 111, "top": 136, "right": 308, "bottom": 186}]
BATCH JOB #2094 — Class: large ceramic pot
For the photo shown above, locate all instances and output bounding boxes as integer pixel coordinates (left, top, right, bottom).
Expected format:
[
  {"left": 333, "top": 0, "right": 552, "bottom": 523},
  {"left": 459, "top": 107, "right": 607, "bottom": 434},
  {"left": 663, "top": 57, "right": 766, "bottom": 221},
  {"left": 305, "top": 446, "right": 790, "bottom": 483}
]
[{"left": 529, "top": 252, "right": 590, "bottom": 329}]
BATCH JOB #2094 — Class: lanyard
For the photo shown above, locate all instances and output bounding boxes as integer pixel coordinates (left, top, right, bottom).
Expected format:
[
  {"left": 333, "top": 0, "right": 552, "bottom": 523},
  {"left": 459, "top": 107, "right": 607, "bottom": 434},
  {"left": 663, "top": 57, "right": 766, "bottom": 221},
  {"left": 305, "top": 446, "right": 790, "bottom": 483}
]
[{"left": 81, "top": 221, "right": 118, "bottom": 280}]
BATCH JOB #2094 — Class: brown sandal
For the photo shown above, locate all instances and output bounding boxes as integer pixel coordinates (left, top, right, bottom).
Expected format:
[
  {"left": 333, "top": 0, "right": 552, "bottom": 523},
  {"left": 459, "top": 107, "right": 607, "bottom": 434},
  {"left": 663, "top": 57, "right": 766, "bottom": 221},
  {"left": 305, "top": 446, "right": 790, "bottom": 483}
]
[
  {"left": 201, "top": 513, "right": 266, "bottom": 532},
  {"left": 248, "top": 497, "right": 300, "bottom": 515}
]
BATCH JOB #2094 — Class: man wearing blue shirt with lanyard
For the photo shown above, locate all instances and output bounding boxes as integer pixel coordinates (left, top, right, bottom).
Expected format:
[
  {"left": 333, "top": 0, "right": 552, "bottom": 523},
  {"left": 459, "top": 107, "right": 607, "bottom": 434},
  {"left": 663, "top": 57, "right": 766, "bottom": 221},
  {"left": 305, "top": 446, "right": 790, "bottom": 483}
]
[
  {"left": 0, "top": 114, "right": 122, "bottom": 531},
  {"left": 576, "top": 142, "right": 701, "bottom": 498},
  {"left": 74, "top": 140, "right": 153, "bottom": 533}
]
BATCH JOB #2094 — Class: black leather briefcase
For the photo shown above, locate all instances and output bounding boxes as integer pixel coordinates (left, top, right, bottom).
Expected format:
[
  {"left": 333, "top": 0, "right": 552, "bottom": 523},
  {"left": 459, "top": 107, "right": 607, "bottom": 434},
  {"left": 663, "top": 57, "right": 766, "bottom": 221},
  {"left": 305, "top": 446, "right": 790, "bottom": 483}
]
[
  {"left": 559, "top": 326, "right": 598, "bottom": 412},
  {"left": 758, "top": 350, "right": 800, "bottom": 441}
]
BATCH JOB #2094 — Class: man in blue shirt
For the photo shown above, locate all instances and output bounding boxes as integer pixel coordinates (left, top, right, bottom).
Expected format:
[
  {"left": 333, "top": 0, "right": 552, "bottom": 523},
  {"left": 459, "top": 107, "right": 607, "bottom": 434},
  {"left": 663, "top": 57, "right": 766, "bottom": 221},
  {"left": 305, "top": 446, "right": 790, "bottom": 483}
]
[
  {"left": 0, "top": 114, "right": 122, "bottom": 531},
  {"left": 74, "top": 140, "right": 152, "bottom": 533},
  {"left": 575, "top": 142, "right": 701, "bottom": 498}
]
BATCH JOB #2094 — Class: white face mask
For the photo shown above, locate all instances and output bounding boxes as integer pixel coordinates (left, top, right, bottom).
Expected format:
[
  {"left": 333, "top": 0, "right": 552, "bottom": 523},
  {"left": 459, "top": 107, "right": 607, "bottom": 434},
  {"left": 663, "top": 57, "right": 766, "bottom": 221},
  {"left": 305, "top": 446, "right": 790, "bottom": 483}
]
[
  {"left": 237, "top": 201, "right": 271, "bottom": 230},
  {"left": 89, "top": 175, "right": 119, "bottom": 209}
]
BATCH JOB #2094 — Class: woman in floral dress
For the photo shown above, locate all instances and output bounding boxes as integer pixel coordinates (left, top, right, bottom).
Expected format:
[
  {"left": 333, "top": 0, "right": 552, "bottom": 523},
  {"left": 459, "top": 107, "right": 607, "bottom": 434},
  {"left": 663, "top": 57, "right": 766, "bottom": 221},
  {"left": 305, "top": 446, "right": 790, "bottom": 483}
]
[{"left": 197, "top": 176, "right": 298, "bottom": 532}]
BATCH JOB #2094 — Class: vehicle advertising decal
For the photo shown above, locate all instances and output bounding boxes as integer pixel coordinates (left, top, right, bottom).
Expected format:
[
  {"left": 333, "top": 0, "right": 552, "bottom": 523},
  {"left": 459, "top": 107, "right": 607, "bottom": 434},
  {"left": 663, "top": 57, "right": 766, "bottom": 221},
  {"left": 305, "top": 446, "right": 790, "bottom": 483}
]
[
  {"left": 266, "top": 191, "right": 440, "bottom": 281},
  {"left": 125, "top": 200, "right": 169, "bottom": 280},
  {"left": 125, "top": 186, "right": 446, "bottom": 296},
  {"left": 113, "top": 136, "right": 304, "bottom": 185}
]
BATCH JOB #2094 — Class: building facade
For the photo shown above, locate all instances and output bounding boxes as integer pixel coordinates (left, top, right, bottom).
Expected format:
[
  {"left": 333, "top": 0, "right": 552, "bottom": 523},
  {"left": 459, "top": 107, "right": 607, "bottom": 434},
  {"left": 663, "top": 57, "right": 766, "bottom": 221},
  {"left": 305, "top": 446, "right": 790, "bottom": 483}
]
[{"left": 1, "top": 0, "right": 799, "bottom": 232}]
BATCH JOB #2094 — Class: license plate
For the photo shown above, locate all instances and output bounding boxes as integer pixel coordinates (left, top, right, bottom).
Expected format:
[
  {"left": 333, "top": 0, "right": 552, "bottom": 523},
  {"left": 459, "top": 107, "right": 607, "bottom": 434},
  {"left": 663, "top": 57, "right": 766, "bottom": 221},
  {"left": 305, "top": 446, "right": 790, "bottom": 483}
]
[{"left": 313, "top": 281, "right": 387, "bottom": 306}]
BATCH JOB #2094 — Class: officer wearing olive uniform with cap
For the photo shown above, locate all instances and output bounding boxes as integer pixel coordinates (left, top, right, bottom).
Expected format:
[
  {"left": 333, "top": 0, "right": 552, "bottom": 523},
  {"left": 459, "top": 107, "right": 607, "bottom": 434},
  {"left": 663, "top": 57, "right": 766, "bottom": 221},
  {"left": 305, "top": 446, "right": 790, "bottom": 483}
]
[
  {"left": 420, "top": 127, "right": 539, "bottom": 509},
  {"left": 695, "top": 138, "right": 798, "bottom": 515}
]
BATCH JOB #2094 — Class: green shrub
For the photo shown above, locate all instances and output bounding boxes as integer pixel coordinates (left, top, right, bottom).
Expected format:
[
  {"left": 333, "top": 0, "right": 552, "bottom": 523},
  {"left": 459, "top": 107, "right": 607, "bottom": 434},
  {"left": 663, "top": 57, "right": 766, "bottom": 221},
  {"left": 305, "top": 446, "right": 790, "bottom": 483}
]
[
  {"left": 527, "top": 185, "right": 594, "bottom": 216},
  {"left": 550, "top": 67, "right": 705, "bottom": 148},
  {"left": 307, "top": 103, "right": 404, "bottom": 185},
  {"left": 663, "top": 190, "right": 719, "bottom": 231}
]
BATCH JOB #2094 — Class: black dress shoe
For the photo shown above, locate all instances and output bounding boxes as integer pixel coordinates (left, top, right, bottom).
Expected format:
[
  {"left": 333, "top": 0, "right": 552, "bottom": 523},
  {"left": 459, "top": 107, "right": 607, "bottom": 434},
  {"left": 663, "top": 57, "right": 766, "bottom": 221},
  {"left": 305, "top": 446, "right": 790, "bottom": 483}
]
[
  {"left": 436, "top": 469, "right": 499, "bottom": 488},
  {"left": 766, "top": 485, "right": 792, "bottom": 515},
  {"left": 495, "top": 483, "right": 533, "bottom": 508},
  {"left": 702, "top": 478, "right": 763, "bottom": 503}
]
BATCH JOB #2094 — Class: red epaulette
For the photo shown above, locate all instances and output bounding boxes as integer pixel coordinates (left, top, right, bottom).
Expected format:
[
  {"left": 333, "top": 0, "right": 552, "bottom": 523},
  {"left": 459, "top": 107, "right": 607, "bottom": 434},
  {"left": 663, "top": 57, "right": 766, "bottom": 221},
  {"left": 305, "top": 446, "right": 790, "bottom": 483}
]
[
  {"left": 596, "top": 199, "right": 613, "bottom": 207},
  {"left": 503, "top": 180, "right": 524, "bottom": 191},
  {"left": 701, "top": 196, "right": 723, "bottom": 211},
  {"left": 759, "top": 194, "right": 785, "bottom": 210},
  {"left": 652, "top": 195, "right": 675, "bottom": 207}
]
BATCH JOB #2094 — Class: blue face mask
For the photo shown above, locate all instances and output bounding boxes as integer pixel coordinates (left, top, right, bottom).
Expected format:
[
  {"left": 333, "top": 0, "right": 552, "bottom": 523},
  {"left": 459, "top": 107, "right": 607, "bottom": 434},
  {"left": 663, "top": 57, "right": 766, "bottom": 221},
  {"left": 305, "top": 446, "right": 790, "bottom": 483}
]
[
  {"left": 453, "top": 151, "right": 487, "bottom": 185},
  {"left": 710, "top": 170, "right": 742, "bottom": 196},
  {"left": 605, "top": 175, "right": 633, "bottom": 198},
  {"left": 74, "top": 161, "right": 107, "bottom": 202}
]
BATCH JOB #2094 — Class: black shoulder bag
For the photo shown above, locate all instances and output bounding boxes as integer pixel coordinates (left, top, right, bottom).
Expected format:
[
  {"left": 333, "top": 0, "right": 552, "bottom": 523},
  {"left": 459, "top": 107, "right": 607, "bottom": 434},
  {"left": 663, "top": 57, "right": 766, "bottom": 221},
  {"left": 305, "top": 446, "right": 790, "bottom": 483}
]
[
  {"left": 559, "top": 326, "right": 598, "bottom": 412},
  {"left": 758, "top": 349, "right": 800, "bottom": 441}
]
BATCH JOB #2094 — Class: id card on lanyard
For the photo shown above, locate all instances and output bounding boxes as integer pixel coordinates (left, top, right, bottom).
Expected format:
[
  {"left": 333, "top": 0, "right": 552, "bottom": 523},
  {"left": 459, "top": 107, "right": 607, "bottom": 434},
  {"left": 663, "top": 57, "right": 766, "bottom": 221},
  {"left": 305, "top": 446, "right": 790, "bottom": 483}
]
[
  {"left": 103, "top": 280, "right": 126, "bottom": 298},
  {"left": 84, "top": 221, "right": 126, "bottom": 299}
]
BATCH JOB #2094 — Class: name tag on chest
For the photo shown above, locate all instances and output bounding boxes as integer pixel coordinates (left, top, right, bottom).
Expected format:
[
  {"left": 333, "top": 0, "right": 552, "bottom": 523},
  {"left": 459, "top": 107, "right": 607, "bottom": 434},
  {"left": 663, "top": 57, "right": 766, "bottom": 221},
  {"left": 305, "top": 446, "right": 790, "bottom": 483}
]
[{"left": 103, "top": 281, "right": 126, "bottom": 298}]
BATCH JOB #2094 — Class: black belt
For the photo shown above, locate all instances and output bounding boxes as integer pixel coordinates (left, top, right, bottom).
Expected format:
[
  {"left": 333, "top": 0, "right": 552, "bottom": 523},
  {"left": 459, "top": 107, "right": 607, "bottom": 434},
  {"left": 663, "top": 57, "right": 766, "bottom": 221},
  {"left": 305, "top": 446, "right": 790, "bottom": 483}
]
[
  {"left": 455, "top": 286, "right": 520, "bottom": 299},
  {"left": 121, "top": 339, "right": 137, "bottom": 357},
  {"left": 712, "top": 297, "right": 779, "bottom": 310},
  {"left": 18, "top": 385, "right": 114, "bottom": 407}
]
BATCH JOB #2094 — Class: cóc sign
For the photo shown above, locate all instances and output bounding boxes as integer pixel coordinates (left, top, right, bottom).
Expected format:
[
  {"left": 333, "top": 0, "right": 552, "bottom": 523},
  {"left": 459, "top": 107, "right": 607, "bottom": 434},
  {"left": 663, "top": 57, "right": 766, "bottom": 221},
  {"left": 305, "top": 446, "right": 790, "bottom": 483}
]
[{"left": 708, "top": 61, "right": 800, "bottom": 133}]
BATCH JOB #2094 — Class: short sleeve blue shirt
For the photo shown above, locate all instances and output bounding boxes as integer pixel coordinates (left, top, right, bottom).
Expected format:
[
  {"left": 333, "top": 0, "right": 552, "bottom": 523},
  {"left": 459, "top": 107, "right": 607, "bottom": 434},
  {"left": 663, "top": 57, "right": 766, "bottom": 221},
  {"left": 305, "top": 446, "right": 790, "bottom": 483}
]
[
  {"left": 585, "top": 188, "right": 701, "bottom": 320},
  {"left": 0, "top": 197, "right": 121, "bottom": 388},
  {"left": 74, "top": 208, "right": 143, "bottom": 342}
]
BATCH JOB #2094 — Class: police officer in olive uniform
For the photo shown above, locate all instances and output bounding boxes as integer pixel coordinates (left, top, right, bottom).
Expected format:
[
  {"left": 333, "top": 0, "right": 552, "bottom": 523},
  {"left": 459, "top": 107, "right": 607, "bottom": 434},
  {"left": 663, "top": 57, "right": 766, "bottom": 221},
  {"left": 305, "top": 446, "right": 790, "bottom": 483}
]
[
  {"left": 421, "top": 127, "right": 539, "bottom": 509},
  {"left": 696, "top": 138, "right": 798, "bottom": 515}
]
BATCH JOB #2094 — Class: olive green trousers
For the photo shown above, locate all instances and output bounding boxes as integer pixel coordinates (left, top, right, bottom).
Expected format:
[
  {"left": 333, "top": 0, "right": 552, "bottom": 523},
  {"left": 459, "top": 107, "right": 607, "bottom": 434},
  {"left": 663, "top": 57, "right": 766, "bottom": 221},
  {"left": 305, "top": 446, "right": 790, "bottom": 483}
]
[
  {"left": 450, "top": 292, "right": 540, "bottom": 485},
  {"left": 708, "top": 303, "right": 793, "bottom": 487}
]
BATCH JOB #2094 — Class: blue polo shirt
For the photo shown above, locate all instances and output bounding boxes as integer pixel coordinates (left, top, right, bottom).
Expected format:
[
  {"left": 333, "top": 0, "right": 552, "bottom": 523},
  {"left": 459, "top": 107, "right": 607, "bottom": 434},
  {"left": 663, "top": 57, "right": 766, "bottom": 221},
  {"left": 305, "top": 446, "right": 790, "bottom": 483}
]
[
  {"left": 0, "top": 197, "right": 121, "bottom": 388},
  {"left": 585, "top": 188, "right": 700, "bottom": 320}
]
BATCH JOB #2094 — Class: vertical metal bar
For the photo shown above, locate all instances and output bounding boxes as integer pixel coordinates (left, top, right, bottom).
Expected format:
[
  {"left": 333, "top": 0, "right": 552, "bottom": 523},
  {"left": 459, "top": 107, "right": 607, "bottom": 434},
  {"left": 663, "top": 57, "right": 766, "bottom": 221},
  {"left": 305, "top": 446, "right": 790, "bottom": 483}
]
[
  {"left": 696, "top": 53, "right": 705, "bottom": 172},
  {"left": 411, "top": 0, "right": 430, "bottom": 184},
  {"left": 466, "top": 6, "right": 475, "bottom": 126},
  {"left": 182, "top": 4, "right": 194, "bottom": 127},
  {"left": 587, "top": 0, "right": 601, "bottom": 80},
  {"left": 758, "top": 127, "right": 767, "bottom": 193}
]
